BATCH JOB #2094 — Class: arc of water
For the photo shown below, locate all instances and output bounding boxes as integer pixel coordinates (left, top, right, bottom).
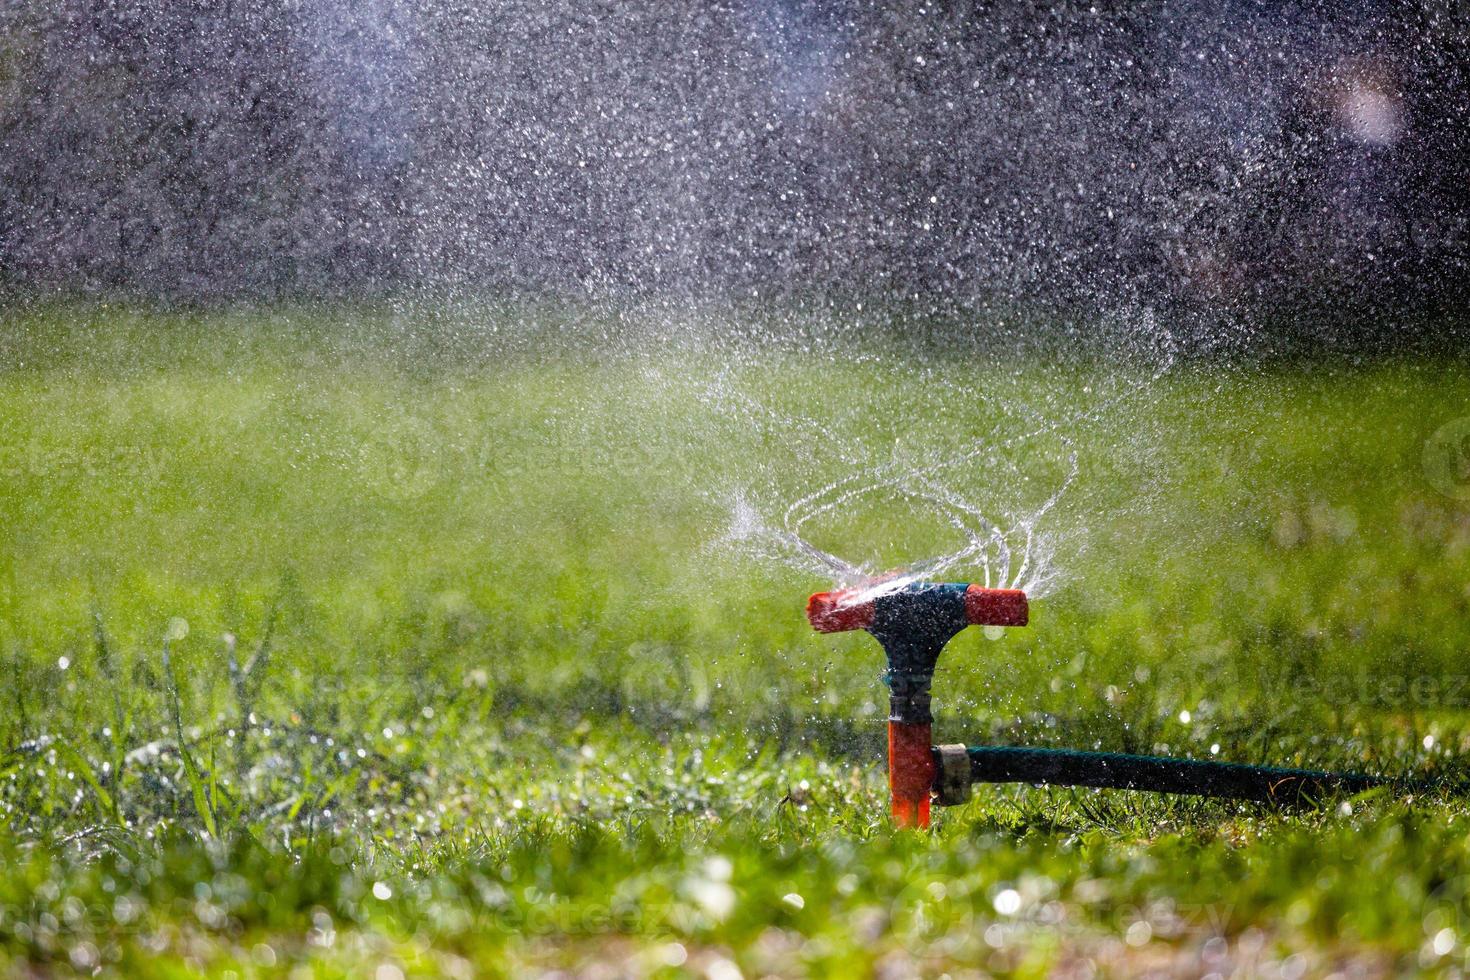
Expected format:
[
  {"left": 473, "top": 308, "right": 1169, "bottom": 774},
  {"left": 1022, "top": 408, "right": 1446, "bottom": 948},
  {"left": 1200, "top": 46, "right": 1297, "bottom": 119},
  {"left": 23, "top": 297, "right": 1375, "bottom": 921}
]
[
  {"left": 783, "top": 325, "right": 1175, "bottom": 579},
  {"left": 905, "top": 474, "right": 1013, "bottom": 585},
  {"left": 1005, "top": 440, "right": 1079, "bottom": 590}
]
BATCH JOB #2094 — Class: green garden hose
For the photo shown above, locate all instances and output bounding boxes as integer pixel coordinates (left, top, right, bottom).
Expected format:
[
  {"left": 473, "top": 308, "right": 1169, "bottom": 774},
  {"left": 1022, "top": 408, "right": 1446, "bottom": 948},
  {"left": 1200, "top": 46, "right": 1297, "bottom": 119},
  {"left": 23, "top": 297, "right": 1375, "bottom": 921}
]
[{"left": 939, "top": 745, "right": 1440, "bottom": 805}]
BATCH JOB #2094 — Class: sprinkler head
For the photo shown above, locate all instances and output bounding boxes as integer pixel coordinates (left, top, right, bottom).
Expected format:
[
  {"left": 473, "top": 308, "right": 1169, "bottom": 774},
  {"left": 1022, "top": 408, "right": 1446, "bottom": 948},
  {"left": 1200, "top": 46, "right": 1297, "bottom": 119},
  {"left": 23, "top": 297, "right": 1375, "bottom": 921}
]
[
  {"left": 806, "top": 582, "right": 1028, "bottom": 722},
  {"left": 807, "top": 581, "right": 1027, "bottom": 829}
]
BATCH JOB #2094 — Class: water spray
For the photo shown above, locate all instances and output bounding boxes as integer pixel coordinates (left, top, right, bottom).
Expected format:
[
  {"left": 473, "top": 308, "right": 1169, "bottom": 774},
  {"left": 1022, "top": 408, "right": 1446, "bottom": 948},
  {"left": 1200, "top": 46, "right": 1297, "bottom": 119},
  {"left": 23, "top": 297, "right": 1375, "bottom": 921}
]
[{"left": 807, "top": 584, "right": 1430, "bottom": 828}]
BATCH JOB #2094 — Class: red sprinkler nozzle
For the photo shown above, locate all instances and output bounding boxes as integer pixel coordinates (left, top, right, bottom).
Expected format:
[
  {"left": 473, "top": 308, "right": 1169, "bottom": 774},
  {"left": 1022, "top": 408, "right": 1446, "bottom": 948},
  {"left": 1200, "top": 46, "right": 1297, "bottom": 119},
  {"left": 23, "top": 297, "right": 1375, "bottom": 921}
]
[
  {"left": 962, "top": 586, "right": 1029, "bottom": 628},
  {"left": 806, "top": 582, "right": 1029, "bottom": 829},
  {"left": 805, "top": 591, "right": 876, "bottom": 633}
]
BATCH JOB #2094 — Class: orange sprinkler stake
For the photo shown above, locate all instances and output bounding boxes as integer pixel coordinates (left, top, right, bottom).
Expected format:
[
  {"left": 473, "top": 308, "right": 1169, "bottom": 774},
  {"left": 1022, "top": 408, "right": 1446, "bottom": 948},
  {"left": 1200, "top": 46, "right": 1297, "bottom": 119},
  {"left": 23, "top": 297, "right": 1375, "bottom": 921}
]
[
  {"left": 806, "top": 581, "right": 1029, "bottom": 829},
  {"left": 888, "top": 720, "right": 936, "bottom": 828}
]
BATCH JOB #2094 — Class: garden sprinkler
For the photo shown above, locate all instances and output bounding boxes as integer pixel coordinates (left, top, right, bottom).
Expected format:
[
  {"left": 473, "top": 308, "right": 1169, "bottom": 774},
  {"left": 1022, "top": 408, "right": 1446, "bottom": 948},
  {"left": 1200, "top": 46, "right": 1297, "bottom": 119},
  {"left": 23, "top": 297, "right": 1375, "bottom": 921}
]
[
  {"left": 807, "top": 582, "right": 1438, "bottom": 829},
  {"left": 807, "top": 582, "right": 1027, "bottom": 828}
]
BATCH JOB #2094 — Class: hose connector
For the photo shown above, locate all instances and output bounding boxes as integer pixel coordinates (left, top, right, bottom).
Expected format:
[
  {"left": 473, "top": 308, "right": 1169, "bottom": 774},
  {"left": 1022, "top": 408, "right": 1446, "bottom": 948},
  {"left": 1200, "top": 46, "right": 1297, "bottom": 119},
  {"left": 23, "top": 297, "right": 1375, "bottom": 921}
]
[{"left": 934, "top": 744, "right": 973, "bottom": 806}]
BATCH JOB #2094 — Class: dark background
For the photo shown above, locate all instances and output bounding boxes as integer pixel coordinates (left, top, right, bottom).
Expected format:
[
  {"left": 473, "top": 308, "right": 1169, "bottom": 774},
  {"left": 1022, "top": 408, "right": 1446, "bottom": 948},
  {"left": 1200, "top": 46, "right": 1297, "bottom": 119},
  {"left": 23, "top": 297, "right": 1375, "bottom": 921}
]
[{"left": 2, "top": 0, "right": 1467, "bottom": 337}]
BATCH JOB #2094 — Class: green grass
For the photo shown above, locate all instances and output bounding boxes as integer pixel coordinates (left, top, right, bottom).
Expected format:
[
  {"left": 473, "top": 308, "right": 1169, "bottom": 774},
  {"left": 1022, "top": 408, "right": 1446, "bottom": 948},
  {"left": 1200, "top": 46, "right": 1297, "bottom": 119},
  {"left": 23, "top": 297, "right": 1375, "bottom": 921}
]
[{"left": 2, "top": 302, "right": 1470, "bottom": 975}]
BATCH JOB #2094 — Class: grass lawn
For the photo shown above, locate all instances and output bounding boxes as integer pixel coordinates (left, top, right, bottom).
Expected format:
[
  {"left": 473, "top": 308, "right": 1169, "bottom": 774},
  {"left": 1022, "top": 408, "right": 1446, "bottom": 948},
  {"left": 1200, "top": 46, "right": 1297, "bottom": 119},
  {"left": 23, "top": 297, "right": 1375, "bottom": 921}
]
[{"left": 2, "top": 302, "right": 1470, "bottom": 976}]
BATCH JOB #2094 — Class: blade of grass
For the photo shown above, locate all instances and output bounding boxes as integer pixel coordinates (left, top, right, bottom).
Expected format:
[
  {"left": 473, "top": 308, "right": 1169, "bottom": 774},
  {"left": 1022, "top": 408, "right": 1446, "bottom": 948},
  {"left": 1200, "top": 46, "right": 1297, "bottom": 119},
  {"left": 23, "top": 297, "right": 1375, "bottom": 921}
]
[
  {"left": 56, "top": 739, "right": 116, "bottom": 824},
  {"left": 162, "top": 630, "right": 218, "bottom": 839},
  {"left": 91, "top": 612, "right": 127, "bottom": 820}
]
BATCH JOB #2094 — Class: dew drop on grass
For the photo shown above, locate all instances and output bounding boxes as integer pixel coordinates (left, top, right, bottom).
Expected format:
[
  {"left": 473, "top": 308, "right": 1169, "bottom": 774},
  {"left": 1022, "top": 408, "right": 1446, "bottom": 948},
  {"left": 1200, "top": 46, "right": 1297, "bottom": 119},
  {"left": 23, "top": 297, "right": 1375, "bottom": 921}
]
[
  {"left": 704, "top": 856, "right": 733, "bottom": 881},
  {"left": 993, "top": 888, "right": 1021, "bottom": 915}
]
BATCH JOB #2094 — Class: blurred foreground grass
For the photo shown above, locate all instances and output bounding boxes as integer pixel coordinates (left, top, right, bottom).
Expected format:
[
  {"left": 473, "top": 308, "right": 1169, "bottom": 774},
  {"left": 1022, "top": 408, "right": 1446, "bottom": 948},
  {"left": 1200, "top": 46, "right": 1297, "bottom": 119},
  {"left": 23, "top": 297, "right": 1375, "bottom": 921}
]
[{"left": 2, "top": 303, "right": 1470, "bottom": 975}]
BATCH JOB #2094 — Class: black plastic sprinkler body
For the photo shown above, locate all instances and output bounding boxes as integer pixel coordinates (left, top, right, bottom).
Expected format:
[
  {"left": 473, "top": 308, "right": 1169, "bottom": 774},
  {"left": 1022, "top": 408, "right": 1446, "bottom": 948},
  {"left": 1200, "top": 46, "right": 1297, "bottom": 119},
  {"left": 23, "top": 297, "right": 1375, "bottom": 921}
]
[{"left": 807, "top": 583, "right": 1448, "bottom": 827}]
